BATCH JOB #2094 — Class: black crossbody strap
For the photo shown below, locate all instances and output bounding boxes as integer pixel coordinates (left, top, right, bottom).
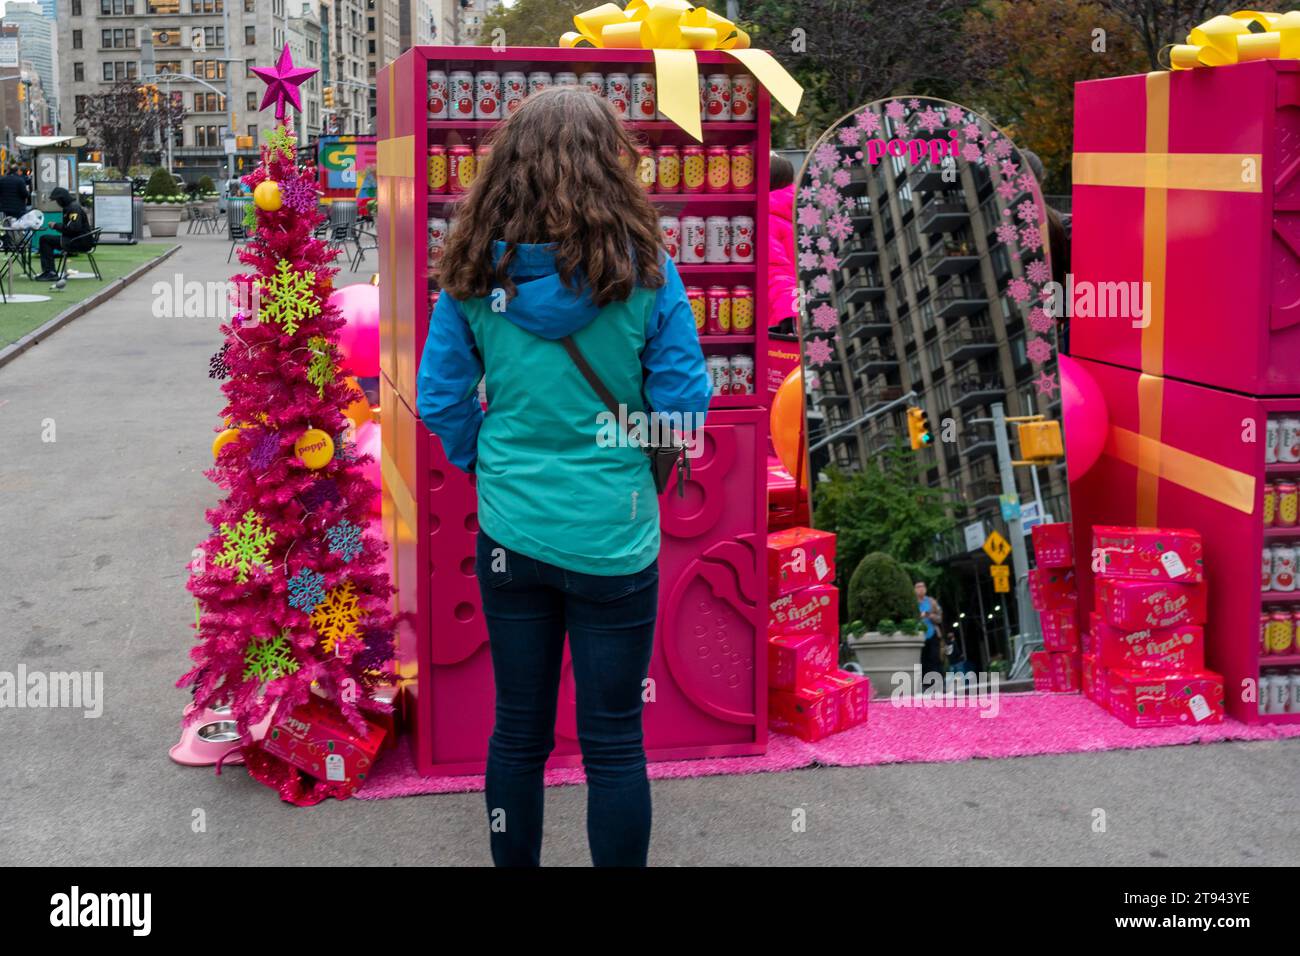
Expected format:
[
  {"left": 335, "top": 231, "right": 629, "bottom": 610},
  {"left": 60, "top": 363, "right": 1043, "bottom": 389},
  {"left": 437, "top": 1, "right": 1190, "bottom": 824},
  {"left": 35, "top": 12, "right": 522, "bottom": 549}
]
[{"left": 559, "top": 335, "right": 623, "bottom": 421}]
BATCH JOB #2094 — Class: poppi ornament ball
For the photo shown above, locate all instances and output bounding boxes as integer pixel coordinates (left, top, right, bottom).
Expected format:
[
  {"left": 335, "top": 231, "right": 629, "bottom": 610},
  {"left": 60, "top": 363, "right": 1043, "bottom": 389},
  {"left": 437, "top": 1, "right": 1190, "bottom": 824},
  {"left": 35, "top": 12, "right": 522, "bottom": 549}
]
[
  {"left": 254, "top": 180, "right": 283, "bottom": 211},
  {"left": 294, "top": 428, "right": 335, "bottom": 470}
]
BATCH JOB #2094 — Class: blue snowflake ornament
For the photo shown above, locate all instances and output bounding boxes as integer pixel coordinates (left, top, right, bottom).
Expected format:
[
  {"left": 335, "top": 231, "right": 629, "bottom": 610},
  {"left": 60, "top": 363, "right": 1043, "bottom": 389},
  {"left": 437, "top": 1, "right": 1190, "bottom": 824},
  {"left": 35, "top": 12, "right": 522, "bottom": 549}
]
[
  {"left": 287, "top": 567, "right": 327, "bottom": 612},
  {"left": 326, "top": 519, "right": 364, "bottom": 563}
]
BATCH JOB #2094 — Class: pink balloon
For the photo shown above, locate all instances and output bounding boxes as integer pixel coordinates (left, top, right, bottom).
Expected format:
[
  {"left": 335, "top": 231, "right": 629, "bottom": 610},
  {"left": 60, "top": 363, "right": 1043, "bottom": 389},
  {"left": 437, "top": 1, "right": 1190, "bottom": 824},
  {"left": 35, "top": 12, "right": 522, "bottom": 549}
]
[
  {"left": 330, "top": 283, "right": 380, "bottom": 377},
  {"left": 1060, "top": 355, "right": 1109, "bottom": 481},
  {"left": 355, "top": 420, "right": 383, "bottom": 515}
]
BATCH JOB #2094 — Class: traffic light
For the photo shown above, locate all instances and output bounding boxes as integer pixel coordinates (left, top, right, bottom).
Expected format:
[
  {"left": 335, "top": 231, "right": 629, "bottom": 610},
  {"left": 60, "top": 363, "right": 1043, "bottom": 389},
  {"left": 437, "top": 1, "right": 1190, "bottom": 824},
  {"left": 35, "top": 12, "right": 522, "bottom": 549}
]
[
  {"left": 323, "top": 86, "right": 334, "bottom": 109},
  {"left": 1017, "top": 420, "right": 1064, "bottom": 462},
  {"left": 907, "top": 406, "right": 932, "bottom": 450}
]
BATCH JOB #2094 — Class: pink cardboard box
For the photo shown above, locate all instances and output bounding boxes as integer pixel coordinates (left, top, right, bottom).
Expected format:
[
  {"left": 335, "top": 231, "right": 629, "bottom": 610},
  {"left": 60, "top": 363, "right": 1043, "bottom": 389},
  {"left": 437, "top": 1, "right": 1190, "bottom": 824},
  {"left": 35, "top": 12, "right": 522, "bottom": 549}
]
[
  {"left": 1095, "top": 620, "right": 1205, "bottom": 675},
  {"left": 1105, "top": 670, "right": 1225, "bottom": 728},
  {"left": 1028, "top": 567, "right": 1078, "bottom": 612},
  {"left": 1030, "top": 650, "right": 1053, "bottom": 691},
  {"left": 768, "top": 583, "right": 838, "bottom": 641},
  {"left": 768, "top": 684, "right": 838, "bottom": 742},
  {"left": 1050, "top": 651, "right": 1080, "bottom": 693},
  {"left": 767, "top": 527, "right": 836, "bottom": 597},
  {"left": 810, "top": 670, "right": 870, "bottom": 731},
  {"left": 1081, "top": 653, "right": 1107, "bottom": 705},
  {"left": 1092, "top": 526, "right": 1204, "bottom": 584},
  {"left": 1072, "top": 60, "right": 1300, "bottom": 395},
  {"left": 767, "top": 630, "right": 836, "bottom": 692},
  {"left": 260, "top": 699, "right": 386, "bottom": 795},
  {"left": 1094, "top": 577, "right": 1207, "bottom": 630},
  {"left": 1040, "top": 607, "right": 1079, "bottom": 652},
  {"left": 1032, "top": 522, "right": 1074, "bottom": 569}
]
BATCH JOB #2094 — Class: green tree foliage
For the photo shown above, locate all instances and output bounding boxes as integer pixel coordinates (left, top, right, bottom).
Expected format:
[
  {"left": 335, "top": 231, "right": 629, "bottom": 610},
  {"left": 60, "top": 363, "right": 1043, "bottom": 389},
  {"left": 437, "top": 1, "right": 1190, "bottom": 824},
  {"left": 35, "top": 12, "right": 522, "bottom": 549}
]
[
  {"left": 813, "top": 441, "right": 954, "bottom": 594},
  {"left": 847, "top": 551, "right": 917, "bottom": 631},
  {"left": 143, "top": 167, "right": 178, "bottom": 199},
  {"left": 480, "top": 0, "right": 592, "bottom": 47}
]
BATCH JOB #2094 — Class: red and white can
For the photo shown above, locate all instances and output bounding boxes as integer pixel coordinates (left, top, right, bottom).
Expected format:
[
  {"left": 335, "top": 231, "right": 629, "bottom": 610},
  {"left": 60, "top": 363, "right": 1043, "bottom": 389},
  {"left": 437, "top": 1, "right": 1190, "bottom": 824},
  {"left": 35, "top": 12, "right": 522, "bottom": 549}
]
[
  {"left": 1282, "top": 418, "right": 1300, "bottom": 463},
  {"left": 449, "top": 145, "right": 475, "bottom": 194},
  {"left": 655, "top": 145, "right": 681, "bottom": 193},
  {"left": 730, "top": 73, "right": 757, "bottom": 121},
  {"left": 704, "top": 73, "right": 731, "bottom": 120},
  {"left": 705, "top": 216, "right": 731, "bottom": 263},
  {"left": 427, "top": 69, "right": 449, "bottom": 119},
  {"left": 1272, "top": 544, "right": 1297, "bottom": 592},
  {"left": 729, "top": 355, "right": 755, "bottom": 394},
  {"left": 427, "top": 144, "right": 448, "bottom": 194},
  {"left": 553, "top": 71, "right": 578, "bottom": 87},
  {"left": 605, "top": 72, "right": 631, "bottom": 117},
  {"left": 474, "top": 70, "right": 501, "bottom": 119},
  {"left": 1263, "top": 547, "right": 1274, "bottom": 591},
  {"left": 730, "top": 285, "right": 754, "bottom": 332},
  {"left": 680, "top": 145, "right": 706, "bottom": 193},
  {"left": 526, "top": 71, "right": 552, "bottom": 96},
  {"left": 686, "top": 286, "right": 706, "bottom": 333},
  {"left": 729, "top": 215, "right": 755, "bottom": 263},
  {"left": 631, "top": 72, "right": 656, "bottom": 118},
  {"left": 698, "top": 72, "right": 708, "bottom": 120},
  {"left": 1267, "top": 417, "right": 1280, "bottom": 463},
  {"left": 681, "top": 216, "right": 706, "bottom": 264},
  {"left": 705, "top": 285, "right": 731, "bottom": 334},
  {"left": 659, "top": 215, "right": 681, "bottom": 262},
  {"left": 502, "top": 71, "right": 527, "bottom": 114},
  {"left": 427, "top": 216, "right": 449, "bottom": 263},
  {"left": 707, "top": 355, "right": 732, "bottom": 395},
  {"left": 449, "top": 70, "right": 475, "bottom": 118},
  {"left": 706, "top": 145, "right": 731, "bottom": 193},
  {"left": 580, "top": 71, "right": 605, "bottom": 97}
]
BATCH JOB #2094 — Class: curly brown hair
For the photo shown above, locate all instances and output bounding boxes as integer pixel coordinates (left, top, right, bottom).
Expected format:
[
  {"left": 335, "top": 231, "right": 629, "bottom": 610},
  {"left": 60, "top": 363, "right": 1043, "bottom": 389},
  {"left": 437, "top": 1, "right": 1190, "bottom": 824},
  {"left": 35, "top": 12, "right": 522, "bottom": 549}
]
[{"left": 436, "top": 86, "right": 665, "bottom": 307}]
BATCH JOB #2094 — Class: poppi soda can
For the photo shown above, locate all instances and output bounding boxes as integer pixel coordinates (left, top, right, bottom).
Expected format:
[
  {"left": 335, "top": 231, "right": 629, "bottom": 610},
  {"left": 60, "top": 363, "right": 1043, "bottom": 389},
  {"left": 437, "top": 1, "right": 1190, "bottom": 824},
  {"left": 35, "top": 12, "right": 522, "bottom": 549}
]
[
  {"left": 706, "top": 145, "right": 731, "bottom": 193},
  {"left": 449, "top": 70, "right": 475, "bottom": 118},
  {"left": 1264, "top": 482, "right": 1277, "bottom": 527},
  {"left": 449, "top": 145, "right": 475, "bottom": 194},
  {"left": 474, "top": 70, "right": 501, "bottom": 119},
  {"left": 427, "top": 217, "right": 449, "bottom": 263},
  {"left": 427, "top": 69, "right": 449, "bottom": 119},
  {"left": 705, "top": 216, "right": 731, "bottom": 263},
  {"left": 707, "top": 355, "right": 731, "bottom": 395},
  {"left": 730, "top": 285, "right": 754, "bottom": 332},
  {"left": 681, "top": 216, "right": 706, "bottom": 264},
  {"left": 1280, "top": 482, "right": 1299, "bottom": 527},
  {"left": 705, "top": 285, "right": 731, "bottom": 334},
  {"left": 636, "top": 147, "right": 655, "bottom": 191},
  {"left": 730, "top": 215, "right": 755, "bottom": 263},
  {"left": 631, "top": 72, "right": 656, "bottom": 118},
  {"left": 605, "top": 72, "right": 631, "bottom": 117},
  {"left": 681, "top": 145, "right": 706, "bottom": 193},
  {"left": 475, "top": 143, "right": 492, "bottom": 177},
  {"left": 427, "top": 144, "right": 448, "bottom": 194},
  {"left": 686, "top": 286, "right": 706, "bottom": 333},
  {"left": 730, "top": 144, "right": 754, "bottom": 192},
  {"left": 659, "top": 216, "right": 681, "bottom": 262},
  {"left": 580, "top": 71, "right": 605, "bottom": 96},
  {"left": 655, "top": 145, "right": 681, "bottom": 193},
  {"left": 704, "top": 73, "right": 731, "bottom": 120},
  {"left": 502, "top": 71, "right": 527, "bottom": 114},
  {"left": 526, "top": 71, "right": 552, "bottom": 96},
  {"left": 731, "top": 73, "right": 757, "bottom": 120},
  {"left": 729, "top": 355, "right": 755, "bottom": 394}
]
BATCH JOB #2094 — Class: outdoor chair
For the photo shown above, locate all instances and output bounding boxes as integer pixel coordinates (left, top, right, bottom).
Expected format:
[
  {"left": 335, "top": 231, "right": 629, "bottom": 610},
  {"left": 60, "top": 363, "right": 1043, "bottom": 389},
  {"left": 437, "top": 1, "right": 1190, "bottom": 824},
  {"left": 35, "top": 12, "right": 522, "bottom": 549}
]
[{"left": 55, "top": 229, "right": 104, "bottom": 282}]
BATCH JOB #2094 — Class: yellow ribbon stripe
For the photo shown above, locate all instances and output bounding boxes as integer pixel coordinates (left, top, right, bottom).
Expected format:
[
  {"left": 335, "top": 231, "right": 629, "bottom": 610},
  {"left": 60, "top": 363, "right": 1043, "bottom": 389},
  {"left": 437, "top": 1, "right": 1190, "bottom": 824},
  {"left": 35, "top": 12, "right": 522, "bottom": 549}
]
[
  {"left": 1170, "top": 9, "right": 1300, "bottom": 69},
  {"left": 1072, "top": 152, "right": 1263, "bottom": 192},
  {"left": 559, "top": 0, "right": 802, "bottom": 141},
  {"left": 1105, "top": 422, "right": 1258, "bottom": 516}
]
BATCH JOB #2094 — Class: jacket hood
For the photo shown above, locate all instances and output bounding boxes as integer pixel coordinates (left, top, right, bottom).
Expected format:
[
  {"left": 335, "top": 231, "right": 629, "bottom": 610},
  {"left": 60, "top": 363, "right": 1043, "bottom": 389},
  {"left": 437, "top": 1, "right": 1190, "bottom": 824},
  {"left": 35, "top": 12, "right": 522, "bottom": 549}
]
[
  {"left": 769, "top": 184, "right": 796, "bottom": 224},
  {"left": 490, "top": 241, "right": 600, "bottom": 340},
  {"left": 50, "top": 187, "right": 73, "bottom": 207}
]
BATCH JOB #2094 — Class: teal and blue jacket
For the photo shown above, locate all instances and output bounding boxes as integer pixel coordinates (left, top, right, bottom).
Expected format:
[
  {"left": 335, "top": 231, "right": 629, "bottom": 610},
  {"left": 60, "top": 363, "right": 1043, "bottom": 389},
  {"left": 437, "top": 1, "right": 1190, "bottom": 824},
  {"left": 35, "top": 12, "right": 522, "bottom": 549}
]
[{"left": 416, "top": 242, "right": 712, "bottom": 576}]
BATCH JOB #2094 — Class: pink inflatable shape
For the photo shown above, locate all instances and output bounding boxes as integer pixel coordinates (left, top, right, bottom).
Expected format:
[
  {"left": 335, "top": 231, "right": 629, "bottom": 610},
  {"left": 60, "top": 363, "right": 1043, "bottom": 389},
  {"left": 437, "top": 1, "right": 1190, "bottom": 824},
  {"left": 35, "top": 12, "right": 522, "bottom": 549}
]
[{"left": 1060, "top": 354, "right": 1109, "bottom": 481}]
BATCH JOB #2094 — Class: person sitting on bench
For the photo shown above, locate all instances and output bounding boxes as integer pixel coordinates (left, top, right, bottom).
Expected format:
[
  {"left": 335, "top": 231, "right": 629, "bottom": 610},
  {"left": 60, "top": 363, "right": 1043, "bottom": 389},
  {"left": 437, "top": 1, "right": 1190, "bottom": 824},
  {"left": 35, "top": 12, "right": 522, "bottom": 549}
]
[{"left": 36, "top": 187, "right": 94, "bottom": 282}]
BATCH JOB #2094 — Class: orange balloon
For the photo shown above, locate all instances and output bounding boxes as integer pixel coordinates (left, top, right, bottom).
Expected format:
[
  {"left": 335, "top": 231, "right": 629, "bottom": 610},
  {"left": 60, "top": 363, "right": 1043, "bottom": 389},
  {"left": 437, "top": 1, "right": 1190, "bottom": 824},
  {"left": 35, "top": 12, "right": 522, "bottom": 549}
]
[
  {"left": 342, "top": 376, "right": 372, "bottom": 426},
  {"left": 212, "top": 427, "right": 241, "bottom": 460},
  {"left": 770, "top": 366, "right": 806, "bottom": 487}
]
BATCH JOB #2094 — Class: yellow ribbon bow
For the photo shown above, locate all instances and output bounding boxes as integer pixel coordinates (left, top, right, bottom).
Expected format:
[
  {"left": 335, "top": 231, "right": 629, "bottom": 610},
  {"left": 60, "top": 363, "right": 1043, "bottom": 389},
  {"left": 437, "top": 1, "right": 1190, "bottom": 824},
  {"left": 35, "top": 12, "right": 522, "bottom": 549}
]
[
  {"left": 560, "top": 0, "right": 802, "bottom": 141},
  {"left": 1170, "top": 9, "right": 1300, "bottom": 69}
]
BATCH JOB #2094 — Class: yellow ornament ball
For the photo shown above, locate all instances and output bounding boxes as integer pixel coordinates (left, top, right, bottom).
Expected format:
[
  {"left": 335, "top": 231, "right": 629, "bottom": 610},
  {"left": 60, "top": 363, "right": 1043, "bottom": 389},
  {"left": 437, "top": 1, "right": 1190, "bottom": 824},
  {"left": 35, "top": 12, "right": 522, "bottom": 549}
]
[
  {"left": 212, "top": 427, "right": 241, "bottom": 460},
  {"left": 294, "top": 428, "right": 335, "bottom": 470},
  {"left": 254, "top": 180, "right": 283, "bottom": 211}
]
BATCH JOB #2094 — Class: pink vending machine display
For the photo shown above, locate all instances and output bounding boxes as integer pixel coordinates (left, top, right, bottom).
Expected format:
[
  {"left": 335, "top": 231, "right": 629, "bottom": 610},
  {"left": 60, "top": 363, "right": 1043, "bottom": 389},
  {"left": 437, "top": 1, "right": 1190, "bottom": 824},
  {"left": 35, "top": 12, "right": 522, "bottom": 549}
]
[{"left": 378, "top": 46, "right": 774, "bottom": 774}]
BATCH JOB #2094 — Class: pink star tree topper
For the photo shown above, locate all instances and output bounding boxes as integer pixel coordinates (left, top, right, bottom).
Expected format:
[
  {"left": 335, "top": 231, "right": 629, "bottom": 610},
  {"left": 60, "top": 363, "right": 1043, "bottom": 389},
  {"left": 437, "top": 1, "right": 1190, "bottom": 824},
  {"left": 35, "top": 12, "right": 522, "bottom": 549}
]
[{"left": 253, "top": 44, "right": 317, "bottom": 124}]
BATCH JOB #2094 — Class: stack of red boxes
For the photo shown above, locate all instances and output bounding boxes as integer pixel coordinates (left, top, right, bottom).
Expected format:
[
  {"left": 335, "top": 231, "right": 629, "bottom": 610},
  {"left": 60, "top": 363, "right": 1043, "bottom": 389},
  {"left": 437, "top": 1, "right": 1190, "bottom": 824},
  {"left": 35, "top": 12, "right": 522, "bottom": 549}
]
[
  {"left": 765, "top": 527, "right": 870, "bottom": 741},
  {"left": 1082, "top": 526, "right": 1225, "bottom": 727},
  {"left": 1028, "top": 522, "right": 1082, "bottom": 693}
]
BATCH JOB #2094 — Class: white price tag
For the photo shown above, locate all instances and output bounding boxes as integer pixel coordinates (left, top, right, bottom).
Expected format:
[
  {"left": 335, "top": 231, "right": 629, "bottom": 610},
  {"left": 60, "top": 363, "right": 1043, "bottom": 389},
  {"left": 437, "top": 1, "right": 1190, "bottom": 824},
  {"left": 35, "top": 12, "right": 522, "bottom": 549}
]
[
  {"left": 1160, "top": 550, "right": 1188, "bottom": 579},
  {"left": 325, "top": 753, "right": 346, "bottom": 781},
  {"left": 1188, "top": 693, "right": 1212, "bottom": 723},
  {"left": 813, "top": 554, "right": 830, "bottom": 581}
]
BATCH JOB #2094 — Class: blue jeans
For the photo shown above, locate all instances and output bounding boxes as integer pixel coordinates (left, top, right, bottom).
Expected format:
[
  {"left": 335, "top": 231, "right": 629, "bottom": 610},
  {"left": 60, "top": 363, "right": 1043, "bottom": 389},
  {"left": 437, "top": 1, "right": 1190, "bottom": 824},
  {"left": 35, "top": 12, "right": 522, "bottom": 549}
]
[{"left": 476, "top": 530, "right": 658, "bottom": 867}]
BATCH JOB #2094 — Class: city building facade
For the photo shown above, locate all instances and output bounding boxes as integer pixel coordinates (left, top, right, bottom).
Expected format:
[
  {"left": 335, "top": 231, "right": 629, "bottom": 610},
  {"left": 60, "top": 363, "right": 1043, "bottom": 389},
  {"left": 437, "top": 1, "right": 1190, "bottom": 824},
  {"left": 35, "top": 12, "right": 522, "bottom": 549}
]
[
  {"left": 3, "top": 0, "right": 59, "bottom": 132},
  {"left": 364, "top": 0, "right": 401, "bottom": 125}
]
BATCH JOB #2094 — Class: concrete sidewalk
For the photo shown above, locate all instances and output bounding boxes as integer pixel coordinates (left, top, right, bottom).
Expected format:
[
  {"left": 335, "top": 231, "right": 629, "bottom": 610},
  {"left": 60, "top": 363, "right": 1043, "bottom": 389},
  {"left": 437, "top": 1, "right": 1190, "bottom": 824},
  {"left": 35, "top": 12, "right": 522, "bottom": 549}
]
[{"left": 0, "top": 231, "right": 1296, "bottom": 867}]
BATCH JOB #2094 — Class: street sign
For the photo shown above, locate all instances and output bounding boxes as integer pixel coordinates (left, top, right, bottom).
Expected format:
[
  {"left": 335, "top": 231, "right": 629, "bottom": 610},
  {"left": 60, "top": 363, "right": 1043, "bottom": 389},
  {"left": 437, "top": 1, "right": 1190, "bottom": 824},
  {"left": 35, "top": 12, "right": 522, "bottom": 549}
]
[
  {"left": 999, "top": 493, "right": 1021, "bottom": 521},
  {"left": 990, "top": 564, "right": 1011, "bottom": 593},
  {"left": 982, "top": 530, "right": 1011, "bottom": 565},
  {"left": 963, "top": 521, "right": 985, "bottom": 553}
]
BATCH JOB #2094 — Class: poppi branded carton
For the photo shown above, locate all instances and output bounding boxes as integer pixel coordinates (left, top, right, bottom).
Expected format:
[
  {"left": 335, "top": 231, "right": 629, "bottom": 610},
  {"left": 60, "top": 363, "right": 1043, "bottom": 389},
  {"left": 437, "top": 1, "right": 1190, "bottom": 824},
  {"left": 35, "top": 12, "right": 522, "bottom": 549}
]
[
  {"left": 1031, "top": 522, "right": 1074, "bottom": 569},
  {"left": 767, "top": 527, "right": 836, "bottom": 597},
  {"left": 767, "top": 630, "right": 836, "bottom": 692},
  {"left": 1040, "top": 607, "right": 1079, "bottom": 652},
  {"left": 1105, "top": 670, "right": 1225, "bottom": 728},
  {"left": 1092, "top": 526, "right": 1204, "bottom": 583},
  {"left": 1028, "top": 567, "right": 1078, "bottom": 612},
  {"left": 1050, "top": 651, "right": 1080, "bottom": 693},
  {"left": 1030, "top": 650, "right": 1053, "bottom": 691},
  {"left": 768, "top": 684, "right": 838, "bottom": 742},
  {"left": 810, "top": 670, "right": 870, "bottom": 731},
  {"left": 260, "top": 699, "right": 386, "bottom": 794},
  {"left": 1094, "top": 577, "right": 1207, "bottom": 631},
  {"left": 1081, "top": 653, "right": 1107, "bottom": 704},
  {"left": 768, "top": 583, "right": 838, "bottom": 641},
  {"left": 1095, "top": 620, "right": 1205, "bottom": 675}
]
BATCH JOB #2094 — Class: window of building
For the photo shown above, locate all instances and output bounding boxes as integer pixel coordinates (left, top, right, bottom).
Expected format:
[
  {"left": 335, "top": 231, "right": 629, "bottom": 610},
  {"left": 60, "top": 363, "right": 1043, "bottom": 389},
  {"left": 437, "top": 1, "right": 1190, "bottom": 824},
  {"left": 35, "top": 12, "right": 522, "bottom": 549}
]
[
  {"left": 101, "top": 28, "right": 136, "bottom": 49},
  {"left": 194, "top": 92, "right": 225, "bottom": 112},
  {"left": 73, "top": 0, "right": 83, "bottom": 14},
  {"left": 244, "top": 0, "right": 254, "bottom": 10},
  {"left": 101, "top": 0, "right": 136, "bottom": 12},
  {"left": 1010, "top": 332, "right": 1028, "bottom": 369},
  {"left": 156, "top": 60, "right": 181, "bottom": 74},
  {"left": 202, "top": 26, "right": 224, "bottom": 47},
  {"left": 919, "top": 297, "right": 936, "bottom": 333},
  {"left": 926, "top": 338, "right": 943, "bottom": 375},
  {"left": 101, "top": 61, "right": 138, "bottom": 81},
  {"left": 72, "top": 31, "right": 83, "bottom": 50},
  {"left": 73, "top": 62, "right": 85, "bottom": 82},
  {"left": 245, "top": 25, "right": 256, "bottom": 45},
  {"left": 246, "top": 91, "right": 257, "bottom": 110},
  {"left": 193, "top": 59, "right": 225, "bottom": 79},
  {"left": 75, "top": 94, "right": 88, "bottom": 116},
  {"left": 149, "top": 1, "right": 180, "bottom": 12},
  {"left": 191, "top": 0, "right": 223, "bottom": 11},
  {"left": 247, "top": 123, "right": 258, "bottom": 139}
]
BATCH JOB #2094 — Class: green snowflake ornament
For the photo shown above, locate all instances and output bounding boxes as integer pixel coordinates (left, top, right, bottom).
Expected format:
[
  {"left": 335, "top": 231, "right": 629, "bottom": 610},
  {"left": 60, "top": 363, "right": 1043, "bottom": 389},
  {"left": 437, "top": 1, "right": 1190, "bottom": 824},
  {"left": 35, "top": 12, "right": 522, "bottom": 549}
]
[
  {"left": 243, "top": 631, "right": 299, "bottom": 682},
  {"left": 263, "top": 124, "right": 297, "bottom": 161},
  {"left": 306, "top": 336, "right": 335, "bottom": 398},
  {"left": 257, "top": 259, "right": 320, "bottom": 336},
  {"left": 213, "top": 509, "right": 276, "bottom": 583}
]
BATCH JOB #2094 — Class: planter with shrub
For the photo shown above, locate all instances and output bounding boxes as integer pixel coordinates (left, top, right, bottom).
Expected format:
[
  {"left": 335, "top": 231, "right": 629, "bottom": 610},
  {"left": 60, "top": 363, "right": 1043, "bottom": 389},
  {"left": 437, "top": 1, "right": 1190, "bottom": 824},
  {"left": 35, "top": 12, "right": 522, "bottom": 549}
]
[
  {"left": 141, "top": 168, "right": 186, "bottom": 236},
  {"left": 841, "top": 551, "right": 927, "bottom": 696}
]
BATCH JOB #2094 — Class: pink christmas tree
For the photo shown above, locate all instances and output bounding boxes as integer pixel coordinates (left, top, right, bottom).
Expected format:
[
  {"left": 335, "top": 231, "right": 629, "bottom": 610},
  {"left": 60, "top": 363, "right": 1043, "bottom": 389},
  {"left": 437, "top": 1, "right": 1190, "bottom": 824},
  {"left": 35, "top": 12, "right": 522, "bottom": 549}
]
[{"left": 180, "top": 47, "right": 395, "bottom": 803}]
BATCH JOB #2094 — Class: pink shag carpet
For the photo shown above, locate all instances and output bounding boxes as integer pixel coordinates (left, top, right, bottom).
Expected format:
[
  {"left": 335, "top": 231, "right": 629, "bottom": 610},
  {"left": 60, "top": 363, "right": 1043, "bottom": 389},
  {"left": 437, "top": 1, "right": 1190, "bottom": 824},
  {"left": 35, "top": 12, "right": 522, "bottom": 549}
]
[{"left": 355, "top": 691, "right": 1300, "bottom": 800}]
